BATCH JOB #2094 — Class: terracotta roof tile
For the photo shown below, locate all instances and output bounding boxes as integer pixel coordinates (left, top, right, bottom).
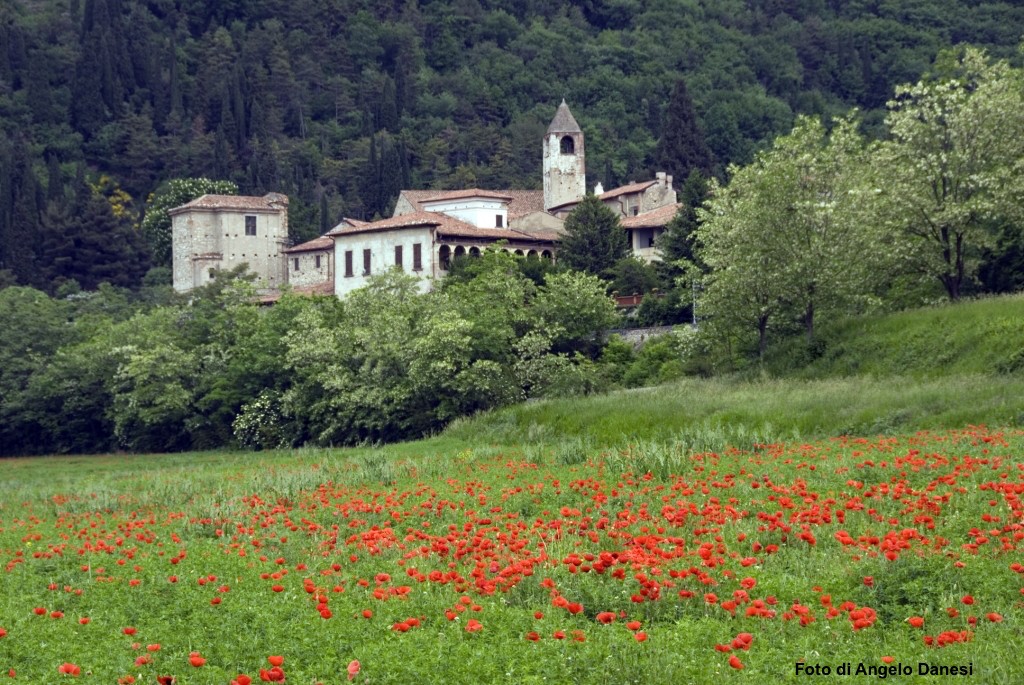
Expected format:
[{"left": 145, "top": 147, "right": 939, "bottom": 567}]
[
  {"left": 622, "top": 203, "right": 681, "bottom": 229},
  {"left": 259, "top": 280, "right": 335, "bottom": 304},
  {"left": 397, "top": 189, "right": 545, "bottom": 219},
  {"left": 326, "top": 210, "right": 558, "bottom": 244},
  {"left": 599, "top": 181, "right": 657, "bottom": 201},
  {"left": 169, "top": 193, "right": 288, "bottom": 214},
  {"left": 419, "top": 188, "right": 514, "bottom": 203},
  {"left": 326, "top": 211, "right": 443, "bottom": 236},
  {"left": 284, "top": 236, "right": 333, "bottom": 253}
]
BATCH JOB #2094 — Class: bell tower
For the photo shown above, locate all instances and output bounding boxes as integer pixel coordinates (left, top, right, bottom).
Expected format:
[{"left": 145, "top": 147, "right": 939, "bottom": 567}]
[{"left": 543, "top": 100, "right": 586, "bottom": 211}]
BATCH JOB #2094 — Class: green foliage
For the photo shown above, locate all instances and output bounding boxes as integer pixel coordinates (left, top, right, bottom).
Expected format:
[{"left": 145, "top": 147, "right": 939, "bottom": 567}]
[
  {"left": 876, "top": 47, "right": 1024, "bottom": 300},
  {"left": 558, "top": 194, "right": 629, "bottom": 278},
  {"left": 696, "top": 114, "right": 879, "bottom": 359},
  {"left": 140, "top": 178, "right": 239, "bottom": 266}
]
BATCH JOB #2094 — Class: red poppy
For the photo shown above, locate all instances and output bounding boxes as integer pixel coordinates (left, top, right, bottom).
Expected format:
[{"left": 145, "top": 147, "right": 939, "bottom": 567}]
[
  {"left": 626, "top": 620, "right": 642, "bottom": 631},
  {"left": 728, "top": 655, "right": 743, "bottom": 670},
  {"left": 233, "top": 677, "right": 253, "bottom": 685},
  {"left": 525, "top": 631, "right": 540, "bottom": 641},
  {"left": 57, "top": 663, "right": 81, "bottom": 676},
  {"left": 596, "top": 612, "right": 615, "bottom": 624},
  {"left": 465, "top": 619, "right": 483, "bottom": 633},
  {"left": 156, "top": 677, "right": 175, "bottom": 685},
  {"left": 553, "top": 630, "right": 565, "bottom": 639},
  {"left": 881, "top": 657, "right": 894, "bottom": 664},
  {"left": 908, "top": 616, "right": 924, "bottom": 628},
  {"left": 633, "top": 631, "right": 648, "bottom": 642},
  {"left": 347, "top": 660, "right": 360, "bottom": 681},
  {"left": 267, "top": 656, "right": 284, "bottom": 668},
  {"left": 189, "top": 653, "right": 206, "bottom": 667},
  {"left": 962, "top": 595, "right": 975, "bottom": 605},
  {"left": 986, "top": 612, "right": 1003, "bottom": 622}
]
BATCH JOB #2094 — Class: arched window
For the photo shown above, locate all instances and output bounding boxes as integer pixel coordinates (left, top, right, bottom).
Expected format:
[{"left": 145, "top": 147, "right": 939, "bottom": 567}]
[
  {"left": 560, "top": 136, "right": 575, "bottom": 154},
  {"left": 468, "top": 246, "right": 481, "bottom": 257},
  {"left": 439, "top": 245, "right": 451, "bottom": 270},
  {"left": 454, "top": 245, "right": 466, "bottom": 258},
  {"left": 541, "top": 250, "right": 553, "bottom": 260}
]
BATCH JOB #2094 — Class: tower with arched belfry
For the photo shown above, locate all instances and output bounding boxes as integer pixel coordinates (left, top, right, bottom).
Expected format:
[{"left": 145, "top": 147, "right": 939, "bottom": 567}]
[{"left": 543, "top": 99, "right": 586, "bottom": 211}]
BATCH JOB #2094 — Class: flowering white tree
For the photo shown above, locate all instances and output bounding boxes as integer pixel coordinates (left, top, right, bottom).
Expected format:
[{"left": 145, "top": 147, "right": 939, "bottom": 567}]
[
  {"left": 696, "top": 115, "right": 876, "bottom": 357},
  {"left": 878, "top": 47, "right": 1024, "bottom": 300}
]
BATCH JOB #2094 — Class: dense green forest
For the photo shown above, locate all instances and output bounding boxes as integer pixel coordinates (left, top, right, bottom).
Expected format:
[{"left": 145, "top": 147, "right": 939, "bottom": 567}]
[{"left": 2, "top": 0, "right": 1024, "bottom": 291}]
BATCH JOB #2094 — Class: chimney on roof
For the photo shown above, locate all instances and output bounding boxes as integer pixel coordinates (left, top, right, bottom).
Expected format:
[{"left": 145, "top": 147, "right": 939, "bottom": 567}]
[
  {"left": 594, "top": 182, "right": 604, "bottom": 195},
  {"left": 656, "top": 172, "right": 666, "bottom": 187}
]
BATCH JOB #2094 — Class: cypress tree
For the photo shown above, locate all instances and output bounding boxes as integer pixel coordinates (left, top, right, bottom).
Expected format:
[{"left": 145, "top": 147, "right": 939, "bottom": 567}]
[{"left": 653, "top": 79, "right": 714, "bottom": 180}]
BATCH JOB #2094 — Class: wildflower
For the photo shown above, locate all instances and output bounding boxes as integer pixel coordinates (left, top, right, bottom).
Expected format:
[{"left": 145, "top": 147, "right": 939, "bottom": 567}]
[
  {"left": 634, "top": 631, "right": 648, "bottom": 642},
  {"left": 347, "top": 660, "right": 361, "bottom": 681},
  {"left": 908, "top": 616, "right": 924, "bottom": 628},
  {"left": 728, "top": 655, "right": 743, "bottom": 670},
  {"left": 57, "top": 663, "right": 81, "bottom": 676},
  {"left": 465, "top": 619, "right": 483, "bottom": 633}
]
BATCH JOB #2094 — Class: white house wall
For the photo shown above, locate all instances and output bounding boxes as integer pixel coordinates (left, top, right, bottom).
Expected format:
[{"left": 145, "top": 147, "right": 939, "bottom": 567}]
[
  {"left": 333, "top": 227, "right": 433, "bottom": 297},
  {"left": 422, "top": 199, "right": 507, "bottom": 228}
]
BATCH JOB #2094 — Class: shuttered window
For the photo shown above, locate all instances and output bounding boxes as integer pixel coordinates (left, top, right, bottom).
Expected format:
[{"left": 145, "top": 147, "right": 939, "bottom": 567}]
[
  {"left": 413, "top": 243, "right": 422, "bottom": 271},
  {"left": 363, "top": 249, "right": 371, "bottom": 275},
  {"left": 344, "top": 251, "right": 353, "bottom": 277}
]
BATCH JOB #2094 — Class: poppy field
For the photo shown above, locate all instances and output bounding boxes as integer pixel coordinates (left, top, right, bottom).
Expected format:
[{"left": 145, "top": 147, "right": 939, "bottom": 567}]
[{"left": 1, "top": 427, "right": 1023, "bottom": 683}]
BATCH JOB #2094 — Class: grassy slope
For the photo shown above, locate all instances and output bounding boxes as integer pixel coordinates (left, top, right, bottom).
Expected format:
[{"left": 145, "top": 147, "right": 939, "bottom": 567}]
[{"left": 442, "top": 295, "right": 1024, "bottom": 449}]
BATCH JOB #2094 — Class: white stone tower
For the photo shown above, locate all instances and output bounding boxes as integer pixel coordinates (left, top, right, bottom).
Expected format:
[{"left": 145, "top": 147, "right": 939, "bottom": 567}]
[{"left": 543, "top": 100, "right": 586, "bottom": 211}]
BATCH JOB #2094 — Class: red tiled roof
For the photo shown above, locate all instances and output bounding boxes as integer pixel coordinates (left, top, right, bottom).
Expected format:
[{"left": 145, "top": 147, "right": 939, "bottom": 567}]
[
  {"left": 599, "top": 181, "right": 657, "bottom": 201},
  {"left": 326, "top": 211, "right": 444, "bottom": 236},
  {"left": 169, "top": 193, "right": 288, "bottom": 214},
  {"left": 622, "top": 203, "right": 681, "bottom": 230},
  {"left": 259, "top": 280, "right": 335, "bottom": 304},
  {"left": 326, "top": 210, "right": 559, "bottom": 244},
  {"left": 419, "top": 188, "right": 514, "bottom": 203},
  {"left": 398, "top": 189, "right": 545, "bottom": 219},
  {"left": 284, "top": 236, "right": 333, "bottom": 253}
]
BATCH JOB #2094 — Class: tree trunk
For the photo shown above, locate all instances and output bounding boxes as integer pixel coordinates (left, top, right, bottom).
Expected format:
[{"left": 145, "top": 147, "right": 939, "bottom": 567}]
[
  {"left": 804, "top": 300, "right": 815, "bottom": 344},
  {"left": 757, "top": 314, "right": 769, "bottom": 359}
]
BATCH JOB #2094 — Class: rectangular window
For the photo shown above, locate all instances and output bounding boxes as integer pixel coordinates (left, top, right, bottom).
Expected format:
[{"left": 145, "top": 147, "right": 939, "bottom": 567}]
[
  {"left": 315, "top": 255, "right": 321, "bottom": 269},
  {"left": 245, "top": 215, "right": 257, "bottom": 236},
  {"left": 413, "top": 243, "right": 422, "bottom": 271},
  {"left": 395, "top": 244, "right": 403, "bottom": 269},
  {"left": 632, "top": 205, "right": 639, "bottom": 216},
  {"left": 495, "top": 214, "right": 504, "bottom": 228},
  {"left": 345, "top": 250, "right": 353, "bottom": 277},
  {"left": 293, "top": 258, "right": 300, "bottom": 271},
  {"left": 363, "top": 248, "right": 371, "bottom": 276}
]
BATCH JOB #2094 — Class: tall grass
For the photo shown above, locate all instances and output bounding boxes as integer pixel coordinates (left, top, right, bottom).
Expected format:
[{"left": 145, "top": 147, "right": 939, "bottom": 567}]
[
  {"left": 760, "top": 293, "right": 1024, "bottom": 378},
  {"left": 445, "top": 374, "right": 1024, "bottom": 447}
]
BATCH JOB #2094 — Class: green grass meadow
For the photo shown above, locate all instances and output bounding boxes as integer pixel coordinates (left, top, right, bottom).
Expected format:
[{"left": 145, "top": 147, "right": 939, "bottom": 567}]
[{"left": 3, "top": 296, "right": 1024, "bottom": 683}]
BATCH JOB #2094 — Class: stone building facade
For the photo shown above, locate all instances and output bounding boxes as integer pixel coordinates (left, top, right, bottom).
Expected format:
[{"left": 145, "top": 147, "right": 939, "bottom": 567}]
[
  {"left": 170, "top": 193, "right": 289, "bottom": 292},
  {"left": 283, "top": 235, "right": 333, "bottom": 288},
  {"left": 170, "top": 102, "right": 682, "bottom": 298}
]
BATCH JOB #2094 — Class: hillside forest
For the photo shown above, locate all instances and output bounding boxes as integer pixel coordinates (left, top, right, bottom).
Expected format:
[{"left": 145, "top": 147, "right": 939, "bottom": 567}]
[
  {"left": 2, "top": 0, "right": 1024, "bottom": 291},
  {"left": 3, "top": 1, "right": 1024, "bottom": 457}
]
